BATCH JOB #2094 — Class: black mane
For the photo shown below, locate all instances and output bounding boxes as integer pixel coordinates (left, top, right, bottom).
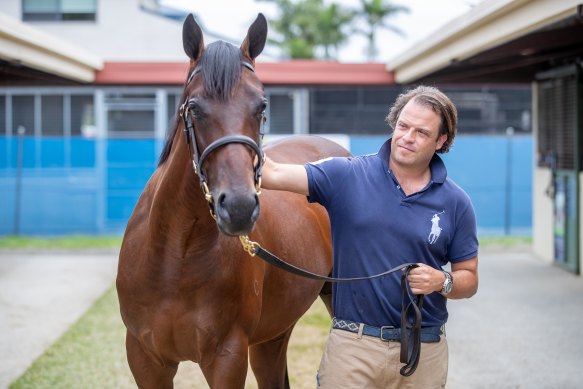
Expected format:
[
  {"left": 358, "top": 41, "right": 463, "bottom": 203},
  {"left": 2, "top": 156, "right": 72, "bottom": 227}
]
[{"left": 158, "top": 41, "right": 243, "bottom": 166}]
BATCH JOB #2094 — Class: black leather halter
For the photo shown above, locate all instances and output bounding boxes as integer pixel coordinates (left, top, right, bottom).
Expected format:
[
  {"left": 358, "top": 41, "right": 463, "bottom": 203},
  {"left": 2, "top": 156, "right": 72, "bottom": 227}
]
[{"left": 179, "top": 61, "right": 265, "bottom": 217}]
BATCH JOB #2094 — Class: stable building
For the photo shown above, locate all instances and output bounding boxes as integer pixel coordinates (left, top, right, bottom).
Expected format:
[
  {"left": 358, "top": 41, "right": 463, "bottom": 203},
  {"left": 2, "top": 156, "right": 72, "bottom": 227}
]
[
  {"left": 0, "top": 1, "right": 533, "bottom": 236},
  {"left": 388, "top": 0, "right": 583, "bottom": 274}
]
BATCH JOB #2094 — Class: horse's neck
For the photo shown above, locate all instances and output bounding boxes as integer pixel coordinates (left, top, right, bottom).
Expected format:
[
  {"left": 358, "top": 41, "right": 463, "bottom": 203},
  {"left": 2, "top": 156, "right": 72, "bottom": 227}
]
[{"left": 148, "top": 135, "right": 219, "bottom": 254}]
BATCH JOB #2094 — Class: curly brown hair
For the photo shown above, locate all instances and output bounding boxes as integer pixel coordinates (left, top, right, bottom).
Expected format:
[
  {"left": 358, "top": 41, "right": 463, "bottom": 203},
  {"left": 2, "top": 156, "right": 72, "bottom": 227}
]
[{"left": 386, "top": 85, "right": 458, "bottom": 153}]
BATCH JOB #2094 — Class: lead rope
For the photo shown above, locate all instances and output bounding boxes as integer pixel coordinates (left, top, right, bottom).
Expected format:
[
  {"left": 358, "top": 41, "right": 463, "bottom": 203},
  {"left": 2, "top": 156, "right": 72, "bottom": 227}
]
[
  {"left": 399, "top": 265, "right": 424, "bottom": 376},
  {"left": 239, "top": 235, "right": 424, "bottom": 376}
]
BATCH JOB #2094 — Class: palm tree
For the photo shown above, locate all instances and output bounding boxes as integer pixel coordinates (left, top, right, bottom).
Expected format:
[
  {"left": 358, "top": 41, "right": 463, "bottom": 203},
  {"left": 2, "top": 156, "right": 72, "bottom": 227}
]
[
  {"left": 357, "top": 0, "right": 409, "bottom": 61},
  {"left": 319, "top": 3, "right": 354, "bottom": 59},
  {"left": 257, "top": 0, "right": 354, "bottom": 59}
]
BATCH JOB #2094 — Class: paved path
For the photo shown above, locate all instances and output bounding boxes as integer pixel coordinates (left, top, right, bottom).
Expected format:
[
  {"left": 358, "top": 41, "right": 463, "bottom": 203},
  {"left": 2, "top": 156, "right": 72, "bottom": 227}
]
[
  {"left": 0, "top": 251, "right": 118, "bottom": 388},
  {"left": 447, "top": 248, "right": 583, "bottom": 388},
  {"left": 1, "top": 247, "right": 582, "bottom": 388}
]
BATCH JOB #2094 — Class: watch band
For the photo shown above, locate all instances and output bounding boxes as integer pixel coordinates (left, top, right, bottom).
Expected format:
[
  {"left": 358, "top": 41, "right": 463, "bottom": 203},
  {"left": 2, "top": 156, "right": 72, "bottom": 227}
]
[{"left": 441, "top": 270, "right": 453, "bottom": 296}]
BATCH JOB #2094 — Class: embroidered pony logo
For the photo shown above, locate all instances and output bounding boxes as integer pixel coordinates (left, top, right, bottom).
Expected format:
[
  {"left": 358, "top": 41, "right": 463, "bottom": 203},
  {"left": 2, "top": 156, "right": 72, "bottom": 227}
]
[{"left": 428, "top": 211, "right": 445, "bottom": 244}]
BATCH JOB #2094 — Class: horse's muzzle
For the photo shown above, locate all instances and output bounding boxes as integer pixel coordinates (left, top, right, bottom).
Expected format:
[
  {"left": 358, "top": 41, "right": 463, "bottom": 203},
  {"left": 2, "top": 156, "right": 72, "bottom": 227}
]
[{"left": 214, "top": 190, "right": 260, "bottom": 236}]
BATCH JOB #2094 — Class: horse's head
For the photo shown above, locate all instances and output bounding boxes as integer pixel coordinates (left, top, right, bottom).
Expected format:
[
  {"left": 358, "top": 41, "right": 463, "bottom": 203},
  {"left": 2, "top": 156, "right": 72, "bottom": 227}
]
[{"left": 180, "top": 14, "right": 268, "bottom": 236}]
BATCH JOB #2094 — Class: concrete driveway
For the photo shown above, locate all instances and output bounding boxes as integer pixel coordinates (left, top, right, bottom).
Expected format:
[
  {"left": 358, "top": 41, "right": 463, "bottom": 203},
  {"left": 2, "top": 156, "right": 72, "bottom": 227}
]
[
  {"left": 0, "top": 251, "right": 118, "bottom": 388},
  {"left": 446, "top": 248, "right": 583, "bottom": 388},
  {"left": 1, "top": 247, "right": 582, "bottom": 388}
]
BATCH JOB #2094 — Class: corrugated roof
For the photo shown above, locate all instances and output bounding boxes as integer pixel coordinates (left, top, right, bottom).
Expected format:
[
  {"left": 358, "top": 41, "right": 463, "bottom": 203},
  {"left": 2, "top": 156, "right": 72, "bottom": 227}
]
[{"left": 94, "top": 61, "right": 395, "bottom": 85}]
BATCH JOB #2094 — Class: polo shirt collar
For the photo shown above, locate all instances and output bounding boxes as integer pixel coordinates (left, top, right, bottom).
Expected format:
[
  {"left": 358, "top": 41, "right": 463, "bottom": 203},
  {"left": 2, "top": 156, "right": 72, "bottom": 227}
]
[{"left": 377, "top": 138, "right": 447, "bottom": 184}]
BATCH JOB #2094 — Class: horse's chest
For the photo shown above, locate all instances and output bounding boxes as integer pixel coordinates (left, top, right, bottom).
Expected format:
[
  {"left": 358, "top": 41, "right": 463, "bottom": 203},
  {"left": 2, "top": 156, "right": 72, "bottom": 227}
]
[{"left": 127, "top": 296, "right": 230, "bottom": 362}]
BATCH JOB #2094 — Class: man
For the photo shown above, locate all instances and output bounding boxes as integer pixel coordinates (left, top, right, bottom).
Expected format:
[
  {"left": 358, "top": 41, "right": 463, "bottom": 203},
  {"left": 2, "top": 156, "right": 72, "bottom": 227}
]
[{"left": 262, "top": 86, "right": 479, "bottom": 388}]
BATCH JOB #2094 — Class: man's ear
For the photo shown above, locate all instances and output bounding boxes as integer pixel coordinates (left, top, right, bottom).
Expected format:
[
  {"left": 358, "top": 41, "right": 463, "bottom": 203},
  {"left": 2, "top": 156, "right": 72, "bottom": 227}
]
[{"left": 436, "top": 133, "right": 448, "bottom": 151}]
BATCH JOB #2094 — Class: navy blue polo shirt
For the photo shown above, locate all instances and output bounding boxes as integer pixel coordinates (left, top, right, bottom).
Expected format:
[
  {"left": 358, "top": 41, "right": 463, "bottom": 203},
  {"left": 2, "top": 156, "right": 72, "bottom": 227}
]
[{"left": 305, "top": 139, "right": 478, "bottom": 328}]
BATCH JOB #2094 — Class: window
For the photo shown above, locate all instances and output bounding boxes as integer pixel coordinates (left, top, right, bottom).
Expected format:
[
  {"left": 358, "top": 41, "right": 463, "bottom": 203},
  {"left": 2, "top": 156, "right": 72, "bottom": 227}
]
[
  {"left": 23, "top": 0, "right": 97, "bottom": 21},
  {"left": 166, "top": 93, "right": 181, "bottom": 130},
  {"left": 41, "top": 95, "right": 64, "bottom": 136},
  {"left": 71, "top": 95, "right": 94, "bottom": 137},
  {"left": 105, "top": 92, "right": 156, "bottom": 138},
  {"left": 267, "top": 94, "right": 294, "bottom": 134},
  {"left": 310, "top": 88, "right": 398, "bottom": 135},
  {"left": 0, "top": 96, "right": 5, "bottom": 135},
  {"left": 12, "top": 95, "right": 35, "bottom": 135},
  {"left": 107, "top": 110, "right": 155, "bottom": 137}
]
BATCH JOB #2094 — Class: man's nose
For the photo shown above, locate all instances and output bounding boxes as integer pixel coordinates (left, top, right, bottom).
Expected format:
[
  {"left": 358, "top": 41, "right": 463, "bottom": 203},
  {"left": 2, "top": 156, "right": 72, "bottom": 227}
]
[{"left": 402, "top": 128, "right": 416, "bottom": 141}]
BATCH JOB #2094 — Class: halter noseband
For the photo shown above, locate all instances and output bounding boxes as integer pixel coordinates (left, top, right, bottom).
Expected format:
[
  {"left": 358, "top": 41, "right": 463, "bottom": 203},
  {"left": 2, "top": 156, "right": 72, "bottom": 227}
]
[{"left": 179, "top": 60, "right": 266, "bottom": 219}]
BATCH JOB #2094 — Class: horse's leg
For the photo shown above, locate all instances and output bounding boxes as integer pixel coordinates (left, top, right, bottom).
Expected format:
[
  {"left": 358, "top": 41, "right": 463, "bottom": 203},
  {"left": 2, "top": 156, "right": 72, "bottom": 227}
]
[
  {"left": 319, "top": 281, "right": 334, "bottom": 317},
  {"left": 249, "top": 330, "right": 293, "bottom": 389},
  {"left": 199, "top": 333, "right": 250, "bottom": 388},
  {"left": 126, "top": 331, "right": 178, "bottom": 389}
]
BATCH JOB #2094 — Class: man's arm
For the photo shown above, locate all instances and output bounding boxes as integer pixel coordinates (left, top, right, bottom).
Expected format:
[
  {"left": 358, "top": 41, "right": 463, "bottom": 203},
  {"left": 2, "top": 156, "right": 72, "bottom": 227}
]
[
  {"left": 407, "top": 257, "right": 478, "bottom": 299},
  {"left": 261, "top": 156, "right": 309, "bottom": 196}
]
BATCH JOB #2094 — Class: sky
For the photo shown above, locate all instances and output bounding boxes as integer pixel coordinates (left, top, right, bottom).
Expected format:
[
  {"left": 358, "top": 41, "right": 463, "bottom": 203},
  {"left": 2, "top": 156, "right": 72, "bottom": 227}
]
[{"left": 162, "top": 0, "right": 482, "bottom": 63}]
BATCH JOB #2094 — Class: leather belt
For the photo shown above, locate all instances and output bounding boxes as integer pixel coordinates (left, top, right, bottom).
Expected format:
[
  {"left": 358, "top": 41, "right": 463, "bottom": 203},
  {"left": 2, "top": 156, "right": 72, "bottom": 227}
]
[{"left": 332, "top": 318, "right": 442, "bottom": 343}]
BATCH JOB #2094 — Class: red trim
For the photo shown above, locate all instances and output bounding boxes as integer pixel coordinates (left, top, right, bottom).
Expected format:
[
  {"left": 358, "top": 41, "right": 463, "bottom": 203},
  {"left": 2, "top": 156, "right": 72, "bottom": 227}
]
[
  {"left": 94, "top": 62, "right": 190, "bottom": 85},
  {"left": 257, "top": 61, "right": 394, "bottom": 85},
  {"left": 94, "top": 61, "right": 395, "bottom": 86}
]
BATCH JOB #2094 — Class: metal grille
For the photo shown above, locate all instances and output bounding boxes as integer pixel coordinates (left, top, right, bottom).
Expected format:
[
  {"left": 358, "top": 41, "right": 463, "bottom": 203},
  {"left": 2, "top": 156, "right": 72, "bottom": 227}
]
[
  {"left": 71, "top": 95, "right": 94, "bottom": 137},
  {"left": 12, "top": 95, "right": 35, "bottom": 135},
  {"left": 0, "top": 96, "right": 5, "bottom": 135},
  {"left": 538, "top": 72, "right": 578, "bottom": 170},
  {"left": 310, "top": 87, "right": 400, "bottom": 135},
  {"left": 268, "top": 94, "right": 294, "bottom": 134},
  {"left": 309, "top": 86, "right": 531, "bottom": 136},
  {"left": 41, "top": 95, "right": 64, "bottom": 136},
  {"left": 107, "top": 110, "right": 155, "bottom": 137}
]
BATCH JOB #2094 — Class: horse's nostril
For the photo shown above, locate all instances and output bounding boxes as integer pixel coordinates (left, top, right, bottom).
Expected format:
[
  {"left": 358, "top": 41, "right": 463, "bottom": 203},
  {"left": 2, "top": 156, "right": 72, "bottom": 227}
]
[{"left": 218, "top": 192, "right": 227, "bottom": 207}]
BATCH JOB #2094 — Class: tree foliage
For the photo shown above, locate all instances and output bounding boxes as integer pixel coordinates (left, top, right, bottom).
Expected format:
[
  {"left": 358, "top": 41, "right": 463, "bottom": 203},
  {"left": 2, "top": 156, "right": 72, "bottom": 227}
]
[
  {"left": 356, "top": 0, "right": 409, "bottom": 60},
  {"left": 257, "top": 0, "right": 354, "bottom": 59},
  {"left": 258, "top": 0, "right": 408, "bottom": 61}
]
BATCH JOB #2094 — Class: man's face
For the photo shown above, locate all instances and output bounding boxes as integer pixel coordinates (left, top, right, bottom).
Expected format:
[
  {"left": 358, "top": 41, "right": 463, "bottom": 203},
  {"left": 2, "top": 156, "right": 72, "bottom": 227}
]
[{"left": 390, "top": 99, "right": 447, "bottom": 170}]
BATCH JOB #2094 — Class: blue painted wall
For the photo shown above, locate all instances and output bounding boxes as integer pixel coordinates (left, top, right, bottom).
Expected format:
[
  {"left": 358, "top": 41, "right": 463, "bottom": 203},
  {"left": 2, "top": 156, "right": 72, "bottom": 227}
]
[{"left": 0, "top": 135, "right": 532, "bottom": 236}]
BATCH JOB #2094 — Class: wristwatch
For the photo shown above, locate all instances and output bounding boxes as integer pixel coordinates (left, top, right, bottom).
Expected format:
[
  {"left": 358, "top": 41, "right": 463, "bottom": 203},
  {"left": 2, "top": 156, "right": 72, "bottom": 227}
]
[{"left": 441, "top": 270, "right": 453, "bottom": 296}]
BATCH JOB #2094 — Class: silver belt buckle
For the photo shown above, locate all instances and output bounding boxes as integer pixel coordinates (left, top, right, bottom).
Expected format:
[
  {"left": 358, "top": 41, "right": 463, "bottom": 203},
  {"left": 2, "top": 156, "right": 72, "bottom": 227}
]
[{"left": 379, "top": 325, "right": 396, "bottom": 341}]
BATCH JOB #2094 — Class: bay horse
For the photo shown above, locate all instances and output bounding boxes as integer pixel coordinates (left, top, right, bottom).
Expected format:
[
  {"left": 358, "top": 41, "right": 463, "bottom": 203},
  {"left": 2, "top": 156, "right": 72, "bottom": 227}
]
[{"left": 116, "top": 13, "right": 351, "bottom": 388}]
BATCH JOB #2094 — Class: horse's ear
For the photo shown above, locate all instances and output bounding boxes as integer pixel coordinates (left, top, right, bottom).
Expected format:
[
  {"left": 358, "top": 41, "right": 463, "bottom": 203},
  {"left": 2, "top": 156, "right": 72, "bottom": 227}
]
[
  {"left": 183, "top": 13, "right": 204, "bottom": 61},
  {"left": 241, "top": 13, "right": 267, "bottom": 61}
]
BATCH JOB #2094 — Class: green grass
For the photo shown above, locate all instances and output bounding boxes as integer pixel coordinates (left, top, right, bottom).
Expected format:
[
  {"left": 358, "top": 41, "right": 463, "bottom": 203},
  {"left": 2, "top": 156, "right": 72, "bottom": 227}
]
[
  {"left": 0, "top": 234, "right": 531, "bottom": 250},
  {"left": 9, "top": 286, "right": 330, "bottom": 389},
  {"left": 0, "top": 235, "right": 122, "bottom": 250},
  {"left": 479, "top": 235, "right": 532, "bottom": 248},
  {"left": 10, "top": 286, "right": 136, "bottom": 389}
]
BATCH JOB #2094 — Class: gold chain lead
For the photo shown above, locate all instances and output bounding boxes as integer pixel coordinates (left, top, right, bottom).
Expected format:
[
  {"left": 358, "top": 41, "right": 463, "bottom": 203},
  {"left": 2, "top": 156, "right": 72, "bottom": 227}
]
[{"left": 239, "top": 235, "right": 259, "bottom": 257}]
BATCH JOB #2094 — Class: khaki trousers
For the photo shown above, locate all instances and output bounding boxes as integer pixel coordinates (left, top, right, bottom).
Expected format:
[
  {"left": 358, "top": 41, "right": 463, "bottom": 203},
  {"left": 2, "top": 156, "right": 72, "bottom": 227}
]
[{"left": 316, "top": 328, "right": 448, "bottom": 388}]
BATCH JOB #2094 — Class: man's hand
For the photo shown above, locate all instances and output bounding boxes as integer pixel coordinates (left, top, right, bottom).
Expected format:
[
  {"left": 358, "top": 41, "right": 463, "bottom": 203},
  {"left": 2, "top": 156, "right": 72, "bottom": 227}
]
[
  {"left": 407, "top": 264, "right": 444, "bottom": 295},
  {"left": 407, "top": 257, "right": 479, "bottom": 299}
]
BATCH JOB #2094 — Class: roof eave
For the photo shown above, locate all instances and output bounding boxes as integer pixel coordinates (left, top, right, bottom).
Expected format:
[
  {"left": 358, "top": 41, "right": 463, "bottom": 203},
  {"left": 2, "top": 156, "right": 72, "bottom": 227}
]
[
  {"left": 0, "top": 12, "right": 103, "bottom": 83},
  {"left": 387, "top": 0, "right": 581, "bottom": 84}
]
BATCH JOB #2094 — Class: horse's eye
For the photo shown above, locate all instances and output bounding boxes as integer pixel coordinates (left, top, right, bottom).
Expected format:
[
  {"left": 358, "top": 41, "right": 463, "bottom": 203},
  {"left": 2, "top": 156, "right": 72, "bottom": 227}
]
[
  {"left": 258, "top": 100, "right": 267, "bottom": 118},
  {"left": 188, "top": 100, "right": 203, "bottom": 118}
]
